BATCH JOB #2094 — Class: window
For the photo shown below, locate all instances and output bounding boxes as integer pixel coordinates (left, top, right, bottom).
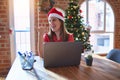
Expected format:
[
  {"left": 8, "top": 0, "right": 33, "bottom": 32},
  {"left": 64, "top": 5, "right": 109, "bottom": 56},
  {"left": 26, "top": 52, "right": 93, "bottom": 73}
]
[
  {"left": 9, "top": 0, "right": 35, "bottom": 63},
  {"left": 13, "top": 0, "right": 31, "bottom": 52},
  {"left": 9, "top": 0, "right": 35, "bottom": 54},
  {"left": 81, "top": 0, "right": 114, "bottom": 54}
]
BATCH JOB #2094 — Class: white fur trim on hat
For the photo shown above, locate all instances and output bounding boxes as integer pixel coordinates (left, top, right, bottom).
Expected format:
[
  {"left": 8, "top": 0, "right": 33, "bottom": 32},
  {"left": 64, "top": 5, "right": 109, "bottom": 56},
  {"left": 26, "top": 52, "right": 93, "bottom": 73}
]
[{"left": 48, "top": 13, "right": 64, "bottom": 21}]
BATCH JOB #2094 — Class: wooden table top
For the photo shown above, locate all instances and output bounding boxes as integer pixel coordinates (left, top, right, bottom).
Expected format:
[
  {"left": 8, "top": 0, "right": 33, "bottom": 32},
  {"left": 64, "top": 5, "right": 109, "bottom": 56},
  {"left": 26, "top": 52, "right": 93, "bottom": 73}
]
[{"left": 6, "top": 54, "right": 120, "bottom": 80}]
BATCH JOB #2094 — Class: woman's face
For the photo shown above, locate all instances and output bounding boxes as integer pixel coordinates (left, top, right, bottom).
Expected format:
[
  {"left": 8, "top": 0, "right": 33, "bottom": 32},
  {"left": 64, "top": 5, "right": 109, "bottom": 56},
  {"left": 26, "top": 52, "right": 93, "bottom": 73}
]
[{"left": 48, "top": 17, "right": 61, "bottom": 32}]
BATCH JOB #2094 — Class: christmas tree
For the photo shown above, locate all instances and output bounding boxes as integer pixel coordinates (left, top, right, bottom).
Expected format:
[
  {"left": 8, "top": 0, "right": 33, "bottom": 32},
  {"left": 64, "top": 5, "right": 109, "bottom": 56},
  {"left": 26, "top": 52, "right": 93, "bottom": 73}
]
[{"left": 65, "top": 0, "right": 92, "bottom": 51}]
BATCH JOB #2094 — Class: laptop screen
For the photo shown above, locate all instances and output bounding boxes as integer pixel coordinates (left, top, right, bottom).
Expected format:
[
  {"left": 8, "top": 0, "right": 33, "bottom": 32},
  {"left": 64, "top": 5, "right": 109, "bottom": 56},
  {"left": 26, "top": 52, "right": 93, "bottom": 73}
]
[{"left": 43, "top": 42, "right": 83, "bottom": 68}]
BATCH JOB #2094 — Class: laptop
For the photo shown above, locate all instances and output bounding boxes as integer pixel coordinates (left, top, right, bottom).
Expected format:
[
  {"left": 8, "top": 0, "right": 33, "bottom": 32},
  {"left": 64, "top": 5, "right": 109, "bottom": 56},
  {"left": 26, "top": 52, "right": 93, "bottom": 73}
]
[{"left": 43, "top": 42, "right": 83, "bottom": 68}]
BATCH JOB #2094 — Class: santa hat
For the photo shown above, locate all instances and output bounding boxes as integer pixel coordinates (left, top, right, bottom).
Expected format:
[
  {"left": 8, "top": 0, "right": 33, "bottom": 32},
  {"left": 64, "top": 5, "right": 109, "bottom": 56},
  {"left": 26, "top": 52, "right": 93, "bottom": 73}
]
[{"left": 48, "top": 8, "right": 64, "bottom": 21}]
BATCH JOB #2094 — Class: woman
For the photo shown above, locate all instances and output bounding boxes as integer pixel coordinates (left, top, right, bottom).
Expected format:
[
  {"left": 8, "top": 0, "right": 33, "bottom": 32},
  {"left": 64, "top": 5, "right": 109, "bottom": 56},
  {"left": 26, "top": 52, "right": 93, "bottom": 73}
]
[{"left": 43, "top": 7, "right": 74, "bottom": 42}]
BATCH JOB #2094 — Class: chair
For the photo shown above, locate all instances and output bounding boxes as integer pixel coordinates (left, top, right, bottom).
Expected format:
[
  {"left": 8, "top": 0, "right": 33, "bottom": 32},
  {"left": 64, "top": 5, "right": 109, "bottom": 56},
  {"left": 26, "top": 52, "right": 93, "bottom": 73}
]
[
  {"left": 106, "top": 49, "right": 120, "bottom": 63},
  {"left": 37, "top": 27, "right": 48, "bottom": 57}
]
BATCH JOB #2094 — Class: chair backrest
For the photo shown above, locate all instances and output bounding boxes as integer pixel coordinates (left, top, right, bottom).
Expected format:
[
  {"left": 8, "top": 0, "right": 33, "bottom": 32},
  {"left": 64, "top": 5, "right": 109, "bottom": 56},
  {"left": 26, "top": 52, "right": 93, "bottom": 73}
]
[
  {"left": 37, "top": 27, "right": 48, "bottom": 57},
  {"left": 106, "top": 49, "right": 120, "bottom": 63}
]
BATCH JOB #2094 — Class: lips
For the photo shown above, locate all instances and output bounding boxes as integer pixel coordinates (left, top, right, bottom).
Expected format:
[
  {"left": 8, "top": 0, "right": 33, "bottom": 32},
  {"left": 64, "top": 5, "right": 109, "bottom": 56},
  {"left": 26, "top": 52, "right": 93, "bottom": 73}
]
[{"left": 50, "top": 24, "right": 56, "bottom": 29}]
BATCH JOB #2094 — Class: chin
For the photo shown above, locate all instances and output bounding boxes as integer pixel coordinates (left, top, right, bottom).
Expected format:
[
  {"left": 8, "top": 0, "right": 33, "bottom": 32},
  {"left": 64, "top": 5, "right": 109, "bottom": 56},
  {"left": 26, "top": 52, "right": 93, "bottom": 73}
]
[{"left": 52, "top": 29, "right": 56, "bottom": 32}]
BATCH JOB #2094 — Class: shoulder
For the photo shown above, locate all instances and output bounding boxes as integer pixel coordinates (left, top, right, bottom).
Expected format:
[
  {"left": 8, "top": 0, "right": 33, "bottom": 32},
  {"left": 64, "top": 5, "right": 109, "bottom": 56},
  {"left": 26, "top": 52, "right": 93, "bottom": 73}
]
[
  {"left": 68, "top": 33, "right": 73, "bottom": 36},
  {"left": 43, "top": 33, "right": 50, "bottom": 42},
  {"left": 67, "top": 33, "right": 74, "bottom": 42},
  {"left": 43, "top": 33, "right": 48, "bottom": 38},
  {"left": 68, "top": 33, "right": 74, "bottom": 38}
]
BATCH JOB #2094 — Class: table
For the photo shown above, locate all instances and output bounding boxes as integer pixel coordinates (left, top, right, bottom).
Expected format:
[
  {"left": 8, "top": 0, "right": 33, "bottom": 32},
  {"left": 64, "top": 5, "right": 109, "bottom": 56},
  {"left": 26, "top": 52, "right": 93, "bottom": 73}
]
[{"left": 6, "top": 54, "right": 120, "bottom": 80}]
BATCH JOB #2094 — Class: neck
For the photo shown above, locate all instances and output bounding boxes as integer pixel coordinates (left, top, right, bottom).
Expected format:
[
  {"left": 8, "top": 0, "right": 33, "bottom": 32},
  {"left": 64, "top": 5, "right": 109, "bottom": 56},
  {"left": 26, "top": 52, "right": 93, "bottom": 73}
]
[{"left": 55, "top": 31, "right": 60, "bottom": 40}]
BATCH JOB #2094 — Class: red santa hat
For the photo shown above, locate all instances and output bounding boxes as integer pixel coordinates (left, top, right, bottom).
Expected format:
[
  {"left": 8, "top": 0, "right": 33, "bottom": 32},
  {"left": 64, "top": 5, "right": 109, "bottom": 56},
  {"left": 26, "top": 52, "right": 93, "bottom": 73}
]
[{"left": 48, "top": 8, "right": 64, "bottom": 21}]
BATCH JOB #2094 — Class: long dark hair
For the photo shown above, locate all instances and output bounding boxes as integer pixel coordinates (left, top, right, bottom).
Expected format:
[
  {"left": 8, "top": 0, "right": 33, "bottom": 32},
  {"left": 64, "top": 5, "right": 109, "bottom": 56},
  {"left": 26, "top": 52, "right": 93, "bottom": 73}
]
[{"left": 48, "top": 19, "right": 69, "bottom": 41}]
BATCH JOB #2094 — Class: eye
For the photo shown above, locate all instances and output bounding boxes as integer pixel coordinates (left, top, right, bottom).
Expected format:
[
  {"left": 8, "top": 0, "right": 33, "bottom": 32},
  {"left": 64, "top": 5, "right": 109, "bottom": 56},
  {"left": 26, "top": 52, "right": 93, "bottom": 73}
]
[
  {"left": 48, "top": 19, "right": 51, "bottom": 23},
  {"left": 48, "top": 17, "right": 58, "bottom": 23},
  {"left": 53, "top": 18, "right": 58, "bottom": 21},
  {"left": 52, "top": 19, "right": 55, "bottom": 21}
]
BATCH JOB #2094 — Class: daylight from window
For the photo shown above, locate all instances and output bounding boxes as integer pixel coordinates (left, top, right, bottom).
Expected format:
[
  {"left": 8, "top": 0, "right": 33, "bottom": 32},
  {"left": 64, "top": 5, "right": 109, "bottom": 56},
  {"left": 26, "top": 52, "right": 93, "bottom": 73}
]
[
  {"left": 80, "top": 0, "right": 114, "bottom": 54},
  {"left": 13, "top": 0, "right": 31, "bottom": 52}
]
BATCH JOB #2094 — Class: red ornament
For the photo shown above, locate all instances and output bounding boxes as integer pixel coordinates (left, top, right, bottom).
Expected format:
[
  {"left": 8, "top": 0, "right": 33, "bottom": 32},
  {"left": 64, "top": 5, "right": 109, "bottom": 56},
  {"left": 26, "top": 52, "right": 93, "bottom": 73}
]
[
  {"left": 9, "top": 28, "right": 12, "bottom": 34},
  {"left": 69, "top": 16, "right": 72, "bottom": 19},
  {"left": 79, "top": 10, "right": 82, "bottom": 13}
]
